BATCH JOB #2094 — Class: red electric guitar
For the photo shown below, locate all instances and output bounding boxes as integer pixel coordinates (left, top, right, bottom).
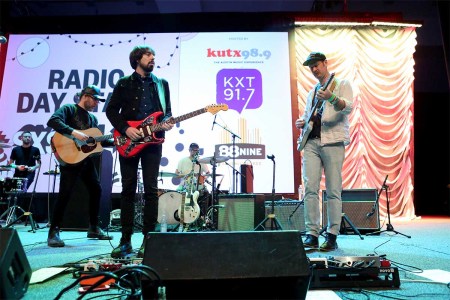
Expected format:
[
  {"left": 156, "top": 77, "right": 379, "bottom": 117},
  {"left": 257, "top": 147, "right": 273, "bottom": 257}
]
[{"left": 114, "top": 104, "right": 228, "bottom": 158}]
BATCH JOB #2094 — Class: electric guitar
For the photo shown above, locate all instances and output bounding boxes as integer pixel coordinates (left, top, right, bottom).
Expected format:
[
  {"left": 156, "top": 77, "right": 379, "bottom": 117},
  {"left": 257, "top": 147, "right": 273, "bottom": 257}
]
[
  {"left": 297, "top": 72, "right": 335, "bottom": 151},
  {"left": 51, "top": 128, "right": 112, "bottom": 166},
  {"left": 114, "top": 104, "right": 228, "bottom": 158},
  {"left": 177, "top": 154, "right": 201, "bottom": 231}
]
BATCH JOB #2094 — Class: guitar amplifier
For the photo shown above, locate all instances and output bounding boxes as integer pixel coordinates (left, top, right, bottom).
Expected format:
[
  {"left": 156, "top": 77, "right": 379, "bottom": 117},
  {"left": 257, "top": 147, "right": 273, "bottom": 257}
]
[
  {"left": 322, "top": 189, "right": 380, "bottom": 233},
  {"left": 217, "top": 194, "right": 265, "bottom": 231},
  {"left": 265, "top": 200, "right": 305, "bottom": 232}
]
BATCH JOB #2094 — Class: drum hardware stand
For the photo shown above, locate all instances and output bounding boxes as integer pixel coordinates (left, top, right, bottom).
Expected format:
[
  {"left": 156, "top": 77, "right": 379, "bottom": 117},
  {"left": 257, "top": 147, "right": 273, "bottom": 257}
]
[
  {"left": 223, "top": 161, "right": 245, "bottom": 193},
  {"left": 134, "top": 168, "right": 144, "bottom": 230},
  {"left": 0, "top": 185, "right": 38, "bottom": 233},
  {"left": 254, "top": 154, "right": 283, "bottom": 231},
  {"left": 212, "top": 120, "right": 241, "bottom": 193},
  {"left": 45, "top": 158, "right": 60, "bottom": 228},
  {"left": 366, "top": 175, "right": 411, "bottom": 238},
  {"left": 25, "top": 165, "right": 44, "bottom": 231}
]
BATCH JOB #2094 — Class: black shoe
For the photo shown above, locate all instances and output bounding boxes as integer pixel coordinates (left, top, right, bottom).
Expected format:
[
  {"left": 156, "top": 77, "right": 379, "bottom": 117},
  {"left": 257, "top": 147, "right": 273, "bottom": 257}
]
[
  {"left": 48, "top": 227, "right": 65, "bottom": 247},
  {"left": 319, "top": 233, "right": 338, "bottom": 251},
  {"left": 111, "top": 236, "right": 132, "bottom": 258},
  {"left": 303, "top": 234, "right": 319, "bottom": 248},
  {"left": 137, "top": 238, "right": 146, "bottom": 258},
  {"left": 87, "top": 227, "right": 113, "bottom": 240}
]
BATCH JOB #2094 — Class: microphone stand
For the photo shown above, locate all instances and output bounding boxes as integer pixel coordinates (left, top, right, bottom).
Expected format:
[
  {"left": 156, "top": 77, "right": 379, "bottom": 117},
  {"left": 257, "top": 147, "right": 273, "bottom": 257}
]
[
  {"left": 254, "top": 155, "right": 283, "bottom": 231},
  {"left": 223, "top": 161, "right": 245, "bottom": 192},
  {"left": 366, "top": 175, "right": 411, "bottom": 238},
  {"left": 25, "top": 165, "right": 42, "bottom": 231},
  {"left": 212, "top": 121, "right": 241, "bottom": 193}
]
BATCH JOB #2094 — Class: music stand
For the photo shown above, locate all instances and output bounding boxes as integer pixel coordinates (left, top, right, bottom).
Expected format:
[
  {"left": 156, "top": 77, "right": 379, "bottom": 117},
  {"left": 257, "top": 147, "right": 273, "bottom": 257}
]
[
  {"left": 254, "top": 155, "right": 283, "bottom": 231},
  {"left": 366, "top": 175, "right": 411, "bottom": 238}
]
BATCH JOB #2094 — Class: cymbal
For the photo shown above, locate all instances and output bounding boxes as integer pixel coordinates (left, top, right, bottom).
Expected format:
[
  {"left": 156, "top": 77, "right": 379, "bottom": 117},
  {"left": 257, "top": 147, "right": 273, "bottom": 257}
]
[
  {"left": 198, "top": 156, "right": 229, "bottom": 164},
  {"left": 0, "top": 143, "right": 12, "bottom": 148},
  {"left": 158, "top": 171, "right": 178, "bottom": 178}
]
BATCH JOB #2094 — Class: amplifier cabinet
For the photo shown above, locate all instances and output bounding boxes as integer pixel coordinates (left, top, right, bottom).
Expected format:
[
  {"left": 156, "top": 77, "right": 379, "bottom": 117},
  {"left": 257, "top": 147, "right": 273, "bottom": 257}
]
[
  {"left": 265, "top": 200, "right": 305, "bottom": 232},
  {"left": 322, "top": 189, "right": 380, "bottom": 232},
  {"left": 217, "top": 194, "right": 265, "bottom": 231}
]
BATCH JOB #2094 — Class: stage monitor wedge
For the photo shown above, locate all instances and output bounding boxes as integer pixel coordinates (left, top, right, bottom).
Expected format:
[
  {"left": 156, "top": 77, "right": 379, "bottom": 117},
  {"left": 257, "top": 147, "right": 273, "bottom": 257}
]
[{"left": 141, "top": 230, "right": 311, "bottom": 299}]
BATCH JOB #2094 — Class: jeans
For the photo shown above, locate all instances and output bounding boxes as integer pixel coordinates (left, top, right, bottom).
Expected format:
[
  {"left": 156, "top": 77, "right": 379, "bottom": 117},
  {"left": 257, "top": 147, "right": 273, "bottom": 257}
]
[
  {"left": 119, "top": 144, "right": 162, "bottom": 236},
  {"left": 302, "top": 138, "right": 345, "bottom": 236}
]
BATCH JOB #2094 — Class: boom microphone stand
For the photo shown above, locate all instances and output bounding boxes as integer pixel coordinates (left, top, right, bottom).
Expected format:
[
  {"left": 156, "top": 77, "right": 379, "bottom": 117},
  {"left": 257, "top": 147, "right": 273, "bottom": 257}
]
[
  {"left": 366, "top": 175, "right": 411, "bottom": 238},
  {"left": 254, "top": 154, "right": 283, "bottom": 231}
]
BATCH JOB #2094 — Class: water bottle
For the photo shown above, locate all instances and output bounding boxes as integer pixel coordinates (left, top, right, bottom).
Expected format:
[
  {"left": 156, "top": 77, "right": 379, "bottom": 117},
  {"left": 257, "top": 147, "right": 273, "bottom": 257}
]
[
  {"left": 160, "top": 214, "right": 167, "bottom": 233},
  {"left": 298, "top": 184, "right": 304, "bottom": 201}
]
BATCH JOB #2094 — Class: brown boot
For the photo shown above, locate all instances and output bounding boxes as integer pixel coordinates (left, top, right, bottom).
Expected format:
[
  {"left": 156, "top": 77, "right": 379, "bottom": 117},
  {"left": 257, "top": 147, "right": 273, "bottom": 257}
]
[{"left": 319, "top": 232, "right": 338, "bottom": 251}]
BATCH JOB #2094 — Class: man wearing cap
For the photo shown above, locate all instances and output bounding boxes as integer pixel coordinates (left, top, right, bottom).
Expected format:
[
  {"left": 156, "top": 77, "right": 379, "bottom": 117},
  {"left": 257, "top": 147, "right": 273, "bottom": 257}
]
[
  {"left": 295, "top": 52, "right": 353, "bottom": 251},
  {"left": 46, "top": 85, "right": 114, "bottom": 247},
  {"left": 106, "top": 45, "right": 174, "bottom": 258}
]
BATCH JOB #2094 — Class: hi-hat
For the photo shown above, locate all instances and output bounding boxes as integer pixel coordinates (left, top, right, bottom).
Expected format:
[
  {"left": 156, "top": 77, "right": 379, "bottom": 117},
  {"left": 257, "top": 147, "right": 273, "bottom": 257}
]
[
  {"left": 158, "top": 171, "right": 178, "bottom": 178},
  {"left": 0, "top": 143, "right": 12, "bottom": 148},
  {"left": 198, "top": 156, "right": 229, "bottom": 164}
]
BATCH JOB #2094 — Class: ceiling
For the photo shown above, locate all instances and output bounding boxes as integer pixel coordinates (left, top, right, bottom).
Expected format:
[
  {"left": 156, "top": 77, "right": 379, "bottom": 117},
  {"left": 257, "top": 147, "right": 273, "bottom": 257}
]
[{"left": 3, "top": 0, "right": 348, "bottom": 17}]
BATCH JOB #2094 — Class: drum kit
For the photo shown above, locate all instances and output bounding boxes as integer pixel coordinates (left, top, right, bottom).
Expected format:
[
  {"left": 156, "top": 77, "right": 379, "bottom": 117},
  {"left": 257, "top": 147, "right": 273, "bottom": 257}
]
[{"left": 155, "top": 155, "right": 229, "bottom": 231}]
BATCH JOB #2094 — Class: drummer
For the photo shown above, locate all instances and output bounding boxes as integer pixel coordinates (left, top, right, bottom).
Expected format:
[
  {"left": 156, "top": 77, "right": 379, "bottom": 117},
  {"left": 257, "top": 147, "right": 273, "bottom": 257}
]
[
  {"left": 8, "top": 131, "right": 41, "bottom": 191},
  {"left": 175, "top": 143, "right": 210, "bottom": 193}
]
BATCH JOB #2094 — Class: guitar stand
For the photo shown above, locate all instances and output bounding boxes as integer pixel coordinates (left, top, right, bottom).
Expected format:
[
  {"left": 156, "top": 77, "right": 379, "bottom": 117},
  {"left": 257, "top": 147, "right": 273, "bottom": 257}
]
[
  {"left": 0, "top": 191, "right": 38, "bottom": 232},
  {"left": 319, "top": 213, "right": 363, "bottom": 240},
  {"left": 366, "top": 176, "right": 411, "bottom": 238}
]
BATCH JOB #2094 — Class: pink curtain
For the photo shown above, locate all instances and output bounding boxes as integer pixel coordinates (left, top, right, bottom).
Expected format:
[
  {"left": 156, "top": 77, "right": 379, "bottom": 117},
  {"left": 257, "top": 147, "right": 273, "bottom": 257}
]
[{"left": 295, "top": 27, "right": 417, "bottom": 219}]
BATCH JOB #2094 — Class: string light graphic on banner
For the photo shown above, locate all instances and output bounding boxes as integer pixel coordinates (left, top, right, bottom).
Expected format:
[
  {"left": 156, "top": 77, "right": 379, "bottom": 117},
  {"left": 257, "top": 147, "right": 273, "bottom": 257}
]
[{"left": 8, "top": 33, "right": 182, "bottom": 69}]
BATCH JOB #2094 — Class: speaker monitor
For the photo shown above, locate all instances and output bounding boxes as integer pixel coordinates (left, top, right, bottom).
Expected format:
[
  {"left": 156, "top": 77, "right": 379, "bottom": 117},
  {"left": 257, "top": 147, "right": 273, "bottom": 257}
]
[
  {"left": 322, "top": 189, "right": 380, "bottom": 233},
  {"left": 217, "top": 193, "right": 265, "bottom": 231},
  {"left": 142, "top": 231, "right": 311, "bottom": 299},
  {"left": 265, "top": 200, "right": 306, "bottom": 232},
  {"left": 0, "top": 228, "right": 32, "bottom": 300}
]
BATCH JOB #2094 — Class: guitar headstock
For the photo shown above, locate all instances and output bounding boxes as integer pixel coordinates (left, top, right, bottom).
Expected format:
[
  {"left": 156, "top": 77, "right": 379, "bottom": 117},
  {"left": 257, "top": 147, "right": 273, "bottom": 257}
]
[{"left": 206, "top": 104, "right": 229, "bottom": 115}]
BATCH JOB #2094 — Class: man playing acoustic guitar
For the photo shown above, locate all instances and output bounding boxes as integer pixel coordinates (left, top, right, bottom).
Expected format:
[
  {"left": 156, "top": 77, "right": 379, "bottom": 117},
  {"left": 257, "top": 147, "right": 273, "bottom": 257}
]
[
  {"left": 106, "top": 45, "right": 174, "bottom": 258},
  {"left": 46, "top": 85, "right": 114, "bottom": 247}
]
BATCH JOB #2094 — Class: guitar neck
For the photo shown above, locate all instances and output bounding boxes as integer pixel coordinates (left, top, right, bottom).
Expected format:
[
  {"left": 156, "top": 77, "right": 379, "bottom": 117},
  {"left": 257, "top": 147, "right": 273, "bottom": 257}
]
[
  {"left": 93, "top": 134, "right": 113, "bottom": 143},
  {"left": 151, "top": 108, "right": 207, "bottom": 132}
]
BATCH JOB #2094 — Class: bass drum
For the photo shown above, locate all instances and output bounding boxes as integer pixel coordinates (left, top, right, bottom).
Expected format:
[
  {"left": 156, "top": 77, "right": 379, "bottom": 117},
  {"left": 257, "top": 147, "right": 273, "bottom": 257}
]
[{"left": 157, "top": 191, "right": 184, "bottom": 225}]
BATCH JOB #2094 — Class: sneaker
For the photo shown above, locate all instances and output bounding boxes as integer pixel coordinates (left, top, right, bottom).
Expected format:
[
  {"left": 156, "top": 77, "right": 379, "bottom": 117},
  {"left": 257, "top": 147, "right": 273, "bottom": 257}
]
[
  {"left": 303, "top": 234, "right": 319, "bottom": 248},
  {"left": 319, "top": 233, "right": 338, "bottom": 251},
  {"left": 87, "top": 227, "right": 113, "bottom": 240},
  {"left": 48, "top": 227, "right": 65, "bottom": 247},
  {"left": 111, "top": 237, "right": 132, "bottom": 258}
]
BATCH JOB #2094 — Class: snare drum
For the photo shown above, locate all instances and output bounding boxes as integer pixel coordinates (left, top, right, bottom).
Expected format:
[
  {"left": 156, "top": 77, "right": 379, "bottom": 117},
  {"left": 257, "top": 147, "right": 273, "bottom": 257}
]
[
  {"left": 157, "top": 191, "right": 184, "bottom": 225},
  {"left": 4, "top": 177, "right": 28, "bottom": 194}
]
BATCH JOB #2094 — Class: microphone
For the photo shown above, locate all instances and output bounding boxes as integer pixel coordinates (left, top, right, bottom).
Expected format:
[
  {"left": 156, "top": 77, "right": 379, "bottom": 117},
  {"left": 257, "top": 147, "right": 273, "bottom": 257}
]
[
  {"left": 211, "top": 115, "right": 217, "bottom": 130},
  {"left": 0, "top": 36, "right": 7, "bottom": 44},
  {"left": 267, "top": 154, "right": 275, "bottom": 160},
  {"left": 366, "top": 211, "right": 374, "bottom": 218}
]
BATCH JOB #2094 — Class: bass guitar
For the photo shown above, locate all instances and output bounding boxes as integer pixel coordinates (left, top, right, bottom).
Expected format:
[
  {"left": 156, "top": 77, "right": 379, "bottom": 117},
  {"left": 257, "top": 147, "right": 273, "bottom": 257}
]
[
  {"left": 297, "top": 72, "right": 335, "bottom": 151},
  {"left": 114, "top": 104, "right": 228, "bottom": 158},
  {"left": 51, "top": 128, "right": 113, "bottom": 166}
]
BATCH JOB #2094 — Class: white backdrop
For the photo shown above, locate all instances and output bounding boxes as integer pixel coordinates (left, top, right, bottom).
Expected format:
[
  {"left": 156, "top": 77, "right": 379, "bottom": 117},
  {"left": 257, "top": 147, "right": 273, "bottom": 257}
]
[{"left": 0, "top": 32, "right": 294, "bottom": 194}]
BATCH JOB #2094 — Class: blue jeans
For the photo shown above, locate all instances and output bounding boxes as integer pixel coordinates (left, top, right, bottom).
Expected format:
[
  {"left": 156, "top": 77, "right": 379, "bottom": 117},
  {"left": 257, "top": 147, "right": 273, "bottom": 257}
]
[{"left": 302, "top": 138, "right": 345, "bottom": 236}]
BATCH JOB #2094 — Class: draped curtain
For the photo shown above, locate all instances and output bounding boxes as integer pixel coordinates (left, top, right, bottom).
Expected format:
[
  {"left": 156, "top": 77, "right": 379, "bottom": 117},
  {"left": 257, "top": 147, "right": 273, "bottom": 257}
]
[{"left": 295, "top": 26, "right": 417, "bottom": 219}]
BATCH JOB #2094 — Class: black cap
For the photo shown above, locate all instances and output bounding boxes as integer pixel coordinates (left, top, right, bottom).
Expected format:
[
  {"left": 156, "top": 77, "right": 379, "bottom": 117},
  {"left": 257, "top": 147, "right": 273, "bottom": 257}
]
[
  {"left": 303, "top": 52, "right": 326, "bottom": 66},
  {"left": 189, "top": 143, "right": 199, "bottom": 150},
  {"left": 77, "top": 85, "right": 105, "bottom": 102}
]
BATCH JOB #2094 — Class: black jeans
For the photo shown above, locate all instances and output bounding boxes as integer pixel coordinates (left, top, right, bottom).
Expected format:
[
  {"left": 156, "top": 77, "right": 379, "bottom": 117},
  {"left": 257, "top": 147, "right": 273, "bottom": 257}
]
[
  {"left": 50, "top": 156, "right": 102, "bottom": 229},
  {"left": 119, "top": 144, "right": 162, "bottom": 236}
]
